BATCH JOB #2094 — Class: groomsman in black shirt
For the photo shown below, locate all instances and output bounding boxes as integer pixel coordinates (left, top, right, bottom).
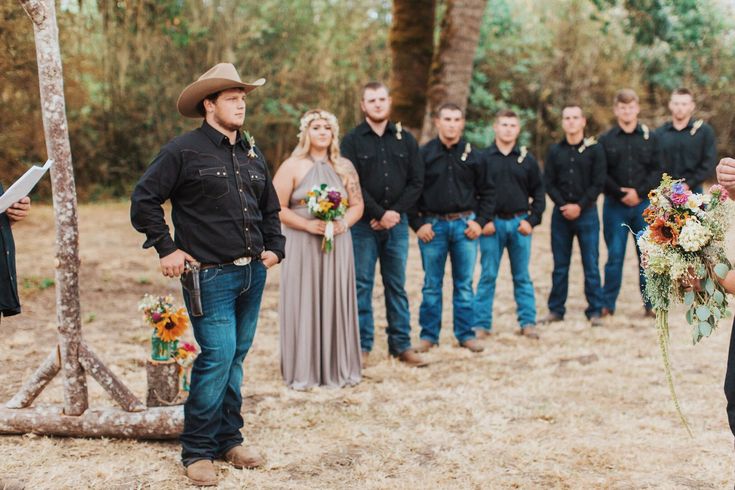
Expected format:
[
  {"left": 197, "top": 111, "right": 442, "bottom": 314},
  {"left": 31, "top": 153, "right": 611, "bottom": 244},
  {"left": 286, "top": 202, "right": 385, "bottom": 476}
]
[
  {"left": 655, "top": 88, "right": 717, "bottom": 193},
  {"left": 473, "top": 110, "right": 545, "bottom": 339},
  {"left": 341, "top": 82, "right": 426, "bottom": 367},
  {"left": 410, "top": 103, "right": 493, "bottom": 353},
  {"left": 541, "top": 105, "right": 606, "bottom": 327},
  {"left": 599, "top": 88, "right": 662, "bottom": 317}
]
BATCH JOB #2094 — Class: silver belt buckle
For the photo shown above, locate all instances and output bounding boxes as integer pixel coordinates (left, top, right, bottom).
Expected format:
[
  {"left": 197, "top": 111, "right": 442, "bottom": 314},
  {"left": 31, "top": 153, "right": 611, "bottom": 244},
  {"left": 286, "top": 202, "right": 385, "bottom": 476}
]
[{"left": 233, "top": 256, "right": 252, "bottom": 266}]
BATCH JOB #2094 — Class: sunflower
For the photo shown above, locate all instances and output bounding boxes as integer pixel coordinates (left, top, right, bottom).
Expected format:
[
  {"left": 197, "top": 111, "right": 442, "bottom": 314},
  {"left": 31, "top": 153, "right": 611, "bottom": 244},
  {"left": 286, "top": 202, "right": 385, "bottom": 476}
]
[
  {"left": 649, "top": 217, "right": 679, "bottom": 246},
  {"left": 154, "top": 307, "right": 189, "bottom": 342}
]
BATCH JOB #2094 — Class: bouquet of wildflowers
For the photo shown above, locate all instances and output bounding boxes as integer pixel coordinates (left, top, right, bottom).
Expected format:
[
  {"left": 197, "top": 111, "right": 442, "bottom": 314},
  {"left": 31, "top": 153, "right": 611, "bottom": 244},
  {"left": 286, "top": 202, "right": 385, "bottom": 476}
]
[
  {"left": 306, "top": 183, "right": 348, "bottom": 253},
  {"left": 638, "top": 174, "right": 733, "bottom": 431},
  {"left": 139, "top": 294, "right": 189, "bottom": 361}
]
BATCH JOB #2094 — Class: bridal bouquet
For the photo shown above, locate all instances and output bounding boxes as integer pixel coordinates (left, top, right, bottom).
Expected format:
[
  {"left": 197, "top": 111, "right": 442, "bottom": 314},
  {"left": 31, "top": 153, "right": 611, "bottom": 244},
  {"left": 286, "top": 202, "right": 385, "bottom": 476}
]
[
  {"left": 637, "top": 174, "right": 733, "bottom": 431},
  {"left": 306, "top": 183, "right": 348, "bottom": 253}
]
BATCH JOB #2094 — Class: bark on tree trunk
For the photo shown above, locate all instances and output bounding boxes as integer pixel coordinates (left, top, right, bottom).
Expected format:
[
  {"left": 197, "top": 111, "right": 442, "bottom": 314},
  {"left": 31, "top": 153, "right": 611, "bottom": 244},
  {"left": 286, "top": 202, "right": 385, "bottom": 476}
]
[
  {"left": 388, "top": 0, "right": 436, "bottom": 135},
  {"left": 5, "top": 346, "right": 60, "bottom": 409},
  {"left": 19, "top": 0, "right": 88, "bottom": 416},
  {"left": 0, "top": 405, "right": 184, "bottom": 439},
  {"left": 419, "top": 0, "right": 488, "bottom": 144},
  {"left": 145, "top": 360, "right": 182, "bottom": 407},
  {"left": 78, "top": 344, "right": 146, "bottom": 412}
]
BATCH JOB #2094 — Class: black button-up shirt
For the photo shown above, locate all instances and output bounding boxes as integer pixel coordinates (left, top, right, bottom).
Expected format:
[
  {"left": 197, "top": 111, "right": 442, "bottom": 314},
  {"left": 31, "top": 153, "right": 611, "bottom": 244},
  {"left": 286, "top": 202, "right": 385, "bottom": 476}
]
[
  {"left": 599, "top": 123, "right": 662, "bottom": 200},
  {"left": 655, "top": 119, "right": 717, "bottom": 190},
  {"left": 130, "top": 121, "right": 285, "bottom": 264},
  {"left": 340, "top": 121, "right": 423, "bottom": 222},
  {"left": 544, "top": 137, "right": 606, "bottom": 209},
  {"left": 0, "top": 183, "right": 20, "bottom": 317},
  {"left": 409, "top": 137, "right": 494, "bottom": 231},
  {"left": 482, "top": 143, "right": 545, "bottom": 227}
]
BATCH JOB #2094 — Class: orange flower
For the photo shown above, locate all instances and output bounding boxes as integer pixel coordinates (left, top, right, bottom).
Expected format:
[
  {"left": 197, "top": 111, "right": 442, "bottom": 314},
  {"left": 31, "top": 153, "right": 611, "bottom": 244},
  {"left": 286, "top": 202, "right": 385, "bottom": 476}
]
[
  {"left": 649, "top": 217, "right": 679, "bottom": 246},
  {"left": 154, "top": 307, "right": 189, "bottom": 341}
]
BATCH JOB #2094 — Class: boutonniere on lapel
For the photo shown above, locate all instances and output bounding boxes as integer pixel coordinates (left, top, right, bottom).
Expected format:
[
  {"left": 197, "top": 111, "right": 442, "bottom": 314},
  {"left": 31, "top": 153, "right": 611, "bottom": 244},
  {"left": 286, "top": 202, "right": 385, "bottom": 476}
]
[
  {"left": 395, "top": 122, "right": 403, "bottom": 140},
  {"left": 517, "top": 146, "right": 528, "bottom": 164},
  {"left": 641, "top": 123, "right": 650, "bottom": 141},
  {"left": 460, "top": 142, "right": 472, "bottom": 162},
  {"left": 578, "top": 136, "right": 597, "bottom": 154},
  {"left": 243, "top": 130, "right": 257, "bottom": 159},
  {"left": 690, "top": 119, "right": 704, "bottom": 136}
]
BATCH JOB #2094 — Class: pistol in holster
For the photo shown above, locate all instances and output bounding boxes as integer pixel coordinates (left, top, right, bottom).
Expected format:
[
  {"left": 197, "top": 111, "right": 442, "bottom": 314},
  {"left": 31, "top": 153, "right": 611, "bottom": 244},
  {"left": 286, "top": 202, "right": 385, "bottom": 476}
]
[{"left": 180, "top": 262, "right": 203, "bottom": 317}]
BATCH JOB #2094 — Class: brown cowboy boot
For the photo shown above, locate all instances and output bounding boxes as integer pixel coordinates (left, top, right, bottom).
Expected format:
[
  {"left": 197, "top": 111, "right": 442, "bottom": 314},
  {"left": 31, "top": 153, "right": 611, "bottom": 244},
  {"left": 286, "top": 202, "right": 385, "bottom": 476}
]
[
  {"left": 185, "top": 460, "right": 217, "bottom": 486},
  {"left": 224, "top": 445, "right": 265, "bottom": 469},
  {"left": 397, "top": 349, "right": 429, "bottom": 367}
]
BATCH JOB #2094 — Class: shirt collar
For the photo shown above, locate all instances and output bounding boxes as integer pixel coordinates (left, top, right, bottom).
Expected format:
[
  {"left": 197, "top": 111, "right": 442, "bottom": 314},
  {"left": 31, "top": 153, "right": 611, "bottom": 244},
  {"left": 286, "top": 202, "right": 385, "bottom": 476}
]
[
  {"left": 613, "top": 123, "right": 643, "bottom": 136},
  {"left": 488, "top": 142, "right": 521, "bottom": 156},
  {"left": 664, "top": 118, "right": 694, "bottom": 131},
  {"left": 359, "top": 120, "right": 395, "bottom": 136},
  {"left": 200, "top": 120, "right": 246, "bottom": 149}
]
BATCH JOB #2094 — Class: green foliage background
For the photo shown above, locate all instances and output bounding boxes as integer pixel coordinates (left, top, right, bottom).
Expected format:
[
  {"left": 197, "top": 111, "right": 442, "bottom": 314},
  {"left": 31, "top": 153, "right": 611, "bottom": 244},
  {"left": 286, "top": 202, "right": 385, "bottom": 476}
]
[{"left": 2, "top": 0, "right": 734, "bottom": 199}]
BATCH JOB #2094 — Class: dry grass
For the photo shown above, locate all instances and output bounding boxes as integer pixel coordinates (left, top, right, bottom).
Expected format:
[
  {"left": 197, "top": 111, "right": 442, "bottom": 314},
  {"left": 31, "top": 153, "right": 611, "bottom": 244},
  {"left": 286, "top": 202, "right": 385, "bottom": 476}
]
[{"left": 1, "top": 200, "right": 733, "bottom": 489}]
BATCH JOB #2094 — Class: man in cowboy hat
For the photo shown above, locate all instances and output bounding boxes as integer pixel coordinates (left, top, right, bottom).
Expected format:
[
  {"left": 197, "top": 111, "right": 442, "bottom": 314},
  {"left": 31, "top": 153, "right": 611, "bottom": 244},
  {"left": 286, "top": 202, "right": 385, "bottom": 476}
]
[{"left": 131, "top": 63, "right": 285, "bottom": 486}]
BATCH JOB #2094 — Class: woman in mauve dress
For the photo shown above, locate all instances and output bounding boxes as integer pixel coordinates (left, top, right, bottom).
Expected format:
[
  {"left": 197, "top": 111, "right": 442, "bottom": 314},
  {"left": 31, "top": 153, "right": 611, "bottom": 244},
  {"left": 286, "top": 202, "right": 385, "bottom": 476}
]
[{"left": 272, "top": 109, "right": 364, "bottom": 389}]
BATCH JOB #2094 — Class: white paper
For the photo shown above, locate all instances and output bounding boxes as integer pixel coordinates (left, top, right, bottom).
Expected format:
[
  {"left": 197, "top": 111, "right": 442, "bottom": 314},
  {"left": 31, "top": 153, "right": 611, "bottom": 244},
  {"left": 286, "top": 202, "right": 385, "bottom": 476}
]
[{"left": 0, "top": 159, "right": 53, "bottom": 213}]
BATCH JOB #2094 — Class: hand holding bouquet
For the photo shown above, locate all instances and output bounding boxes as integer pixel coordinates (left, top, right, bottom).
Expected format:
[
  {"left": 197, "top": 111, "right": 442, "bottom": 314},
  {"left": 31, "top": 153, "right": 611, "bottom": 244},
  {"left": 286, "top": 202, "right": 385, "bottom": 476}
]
[
  {"left": 306, "top": 183, "right": 348, "bottom": 253},
  {"left": 638, "top": 174, "right": 733, "bottom": 431}
]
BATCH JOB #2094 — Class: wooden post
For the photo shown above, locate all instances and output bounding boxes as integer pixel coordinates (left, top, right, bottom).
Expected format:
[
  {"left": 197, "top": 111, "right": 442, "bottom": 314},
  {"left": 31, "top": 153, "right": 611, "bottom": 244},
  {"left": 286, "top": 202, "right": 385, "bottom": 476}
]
[
  {"left": 5, "top": 346, "right": 60, "bottom": 409},
  {"left": 20, "top": 0, "right": 88, "bottom": 416},
  {"left": 146, "top": 360, "right": 183, "bottom": 407}
]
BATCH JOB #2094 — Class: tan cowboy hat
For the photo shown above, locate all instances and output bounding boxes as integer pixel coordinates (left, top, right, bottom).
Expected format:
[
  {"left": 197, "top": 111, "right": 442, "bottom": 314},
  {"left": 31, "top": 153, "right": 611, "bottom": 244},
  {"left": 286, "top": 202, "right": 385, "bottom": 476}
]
[{"left": 176, "top": 63, "right": 266, "bottom": 118}]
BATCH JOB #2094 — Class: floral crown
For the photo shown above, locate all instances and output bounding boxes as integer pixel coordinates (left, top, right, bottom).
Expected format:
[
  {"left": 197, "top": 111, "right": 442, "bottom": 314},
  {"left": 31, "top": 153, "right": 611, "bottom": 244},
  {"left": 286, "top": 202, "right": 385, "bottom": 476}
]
[{"left": 297, "top": 110, "right": 339, "bottom": 140}]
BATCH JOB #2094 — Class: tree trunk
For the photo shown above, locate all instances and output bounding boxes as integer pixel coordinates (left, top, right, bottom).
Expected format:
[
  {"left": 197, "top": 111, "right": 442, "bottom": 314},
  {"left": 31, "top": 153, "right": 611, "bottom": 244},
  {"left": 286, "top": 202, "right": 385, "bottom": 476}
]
[
  {"left": 19, "top": 0, "right": 88, "bottom": 415},
  {"left": 419, "top": 0, "right": 488, "bottom": 144},
  {"left": 146, "top": 360, "right": 183, "bottom": 407},
  {"left": 0, "top": 405, "right": 183, "bottom": 439},
  {"left": 388, "top": 0, "right": 436, "bottom": 135}
]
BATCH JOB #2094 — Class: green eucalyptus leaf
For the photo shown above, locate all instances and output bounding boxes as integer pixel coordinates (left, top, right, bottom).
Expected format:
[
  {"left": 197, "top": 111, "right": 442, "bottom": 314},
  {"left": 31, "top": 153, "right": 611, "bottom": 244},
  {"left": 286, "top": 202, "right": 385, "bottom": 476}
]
[
  {"left": 692, "top": 327, "right": 701, "bottom": 344},
  {"left": 686, "top": 308, "right": 694, "bottom": 325},
  {"left": 696, "top": 305, "right": 711, "bottom": 321},
  {"left": 699, "top": 322, "right": 713, "bottom": 337},
  {"left": 715, "top": 263, "right": 730, "bottom": 279},
  {"left": 705, "top": 278, "right": 715, "bottom": 295},
  {"left": 684, "top": 290, "right": 695, "bottom": 306},
  {"left": 714, "top": 290, "right": 725, "bottom": 305},
  {"left": 713, "top": 307, "right": 722, "bottom": 320}
]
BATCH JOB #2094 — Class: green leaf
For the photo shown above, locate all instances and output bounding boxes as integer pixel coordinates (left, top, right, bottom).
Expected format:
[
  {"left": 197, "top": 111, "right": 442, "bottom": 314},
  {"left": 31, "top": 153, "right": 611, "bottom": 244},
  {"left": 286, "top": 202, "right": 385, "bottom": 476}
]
[
  {"left": 705, "top": 278, "right": 715, "bottom": 295},
  {"left": 684, "top": 290, "right": 695, "bottom": 306},
  {"left": 713, "top": 290, "right": 725, "bottom": 305},
  {"left": 692, "top": 326, "right": 701, "bottom": 344},
  {"left": 713, "top": 307, "right": 722, "bottom": 320},
  {"left": 699, "top": 322, "right": 713, "bottom": 337},
  {"left": 715, "top": 263, "right": 730, "bottom": 279},
  {"left": 686, "top": 307, "right": 694, "bottom": 325},
  {"left": 696, "top": 305, "right": 711, "bottom": 321}
]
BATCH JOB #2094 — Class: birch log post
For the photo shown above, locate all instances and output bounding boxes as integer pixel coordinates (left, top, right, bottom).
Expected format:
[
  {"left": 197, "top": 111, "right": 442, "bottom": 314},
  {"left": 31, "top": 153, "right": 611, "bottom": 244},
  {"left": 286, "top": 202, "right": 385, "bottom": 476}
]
[
  {"left": 19, "top": 0, "right": 88, "bottom": 416},
  {"left": 5, "top": 347, "right": 60, "bottom": 409}
]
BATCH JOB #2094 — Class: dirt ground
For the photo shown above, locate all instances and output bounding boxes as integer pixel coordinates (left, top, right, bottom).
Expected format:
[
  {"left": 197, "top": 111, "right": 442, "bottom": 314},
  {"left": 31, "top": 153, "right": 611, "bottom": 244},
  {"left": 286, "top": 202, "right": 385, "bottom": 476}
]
[{"left": 1, "top": 200, "right": 734, "bottom": 489}]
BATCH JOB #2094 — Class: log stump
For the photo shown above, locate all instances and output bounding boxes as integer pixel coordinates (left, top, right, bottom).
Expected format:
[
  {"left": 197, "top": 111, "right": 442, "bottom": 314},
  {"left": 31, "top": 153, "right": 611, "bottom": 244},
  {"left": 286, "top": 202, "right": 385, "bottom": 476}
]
[{"left": 145, "top": 360, "right": 184, "bottom": 407}]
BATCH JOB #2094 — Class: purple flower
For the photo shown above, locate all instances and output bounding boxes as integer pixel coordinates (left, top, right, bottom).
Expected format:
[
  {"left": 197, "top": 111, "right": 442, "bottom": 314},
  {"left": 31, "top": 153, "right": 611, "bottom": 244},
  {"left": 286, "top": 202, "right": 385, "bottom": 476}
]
[
  {"left": 152, "top": 312, "right": 162, "bottom": 322},
  {"left": 327, "top": 190, "right": 342, "bottom": 207}
]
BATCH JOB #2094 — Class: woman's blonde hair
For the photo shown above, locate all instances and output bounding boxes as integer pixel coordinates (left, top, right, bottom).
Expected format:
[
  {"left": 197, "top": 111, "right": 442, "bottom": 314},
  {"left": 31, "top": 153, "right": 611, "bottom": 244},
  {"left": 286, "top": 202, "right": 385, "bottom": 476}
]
[{"left": 291, "top": 109, "right": 348, "bottom": 183}]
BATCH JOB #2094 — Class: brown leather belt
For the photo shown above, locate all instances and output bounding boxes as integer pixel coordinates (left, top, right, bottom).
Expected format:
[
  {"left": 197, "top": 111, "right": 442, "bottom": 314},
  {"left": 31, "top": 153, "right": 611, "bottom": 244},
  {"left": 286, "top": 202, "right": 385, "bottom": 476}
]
[
  {"left": 425, "top": 210, "right": 473, "bottom": 221},
  {"left": 496, "top": 211, "right": 527, "bottom": 220}
]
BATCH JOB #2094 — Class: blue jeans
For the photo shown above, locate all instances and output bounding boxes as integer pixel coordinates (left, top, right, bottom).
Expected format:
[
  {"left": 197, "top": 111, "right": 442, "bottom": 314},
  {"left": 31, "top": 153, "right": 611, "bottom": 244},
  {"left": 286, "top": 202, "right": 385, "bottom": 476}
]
[
  {"left": 548, "top": 206, "right": 603, "bottom": 318},
  {"left": 351, "top": 216, "right": 412, "bottom": 356},
  {"left": 418, "top": 215, "right": 478, "bottom": 344},
  {"left": 474, "top": 214, "right": 536, "bottom": 330},
  {"left": 180, "top": 261, "right": 267, "bottom": 467},
  {"left": 602, "top": 196, "right": 650, "bottom": 312}
]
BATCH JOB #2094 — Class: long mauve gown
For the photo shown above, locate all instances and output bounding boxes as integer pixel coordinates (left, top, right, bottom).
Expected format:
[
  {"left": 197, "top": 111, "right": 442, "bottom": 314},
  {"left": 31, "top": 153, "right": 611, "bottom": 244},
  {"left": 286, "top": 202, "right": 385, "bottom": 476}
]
[{"left": 279, "top": 159, "right": 361, "bottom": 389}]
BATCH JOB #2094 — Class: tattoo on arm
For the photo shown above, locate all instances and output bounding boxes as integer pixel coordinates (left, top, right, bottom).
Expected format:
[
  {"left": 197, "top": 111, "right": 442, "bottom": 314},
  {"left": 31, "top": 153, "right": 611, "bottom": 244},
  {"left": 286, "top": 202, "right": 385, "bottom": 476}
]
[{"left": 338, "top": 160, "right": 363, "bottom": 206}]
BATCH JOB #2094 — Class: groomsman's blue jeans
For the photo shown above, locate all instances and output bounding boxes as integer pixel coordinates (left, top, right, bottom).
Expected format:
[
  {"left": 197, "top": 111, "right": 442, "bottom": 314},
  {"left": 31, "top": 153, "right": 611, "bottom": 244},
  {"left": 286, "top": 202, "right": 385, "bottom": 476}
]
[
  {"left": 473, "top": 214, "right": 536, "bottom": 332},
  {"left": 602, "top": 196, "right": 651, "bottom": 312},
  {"left": 351, "top": 215, "right": 412, "bottom": 357},
  {"left": 180, "top": 261, "right": 267, "bottom": 467},
  {"left": 547, "top": 206, "right": 603, "bottom": 319},
  {"left": 418, "top": 214, "right": 478, "bottom": 345}
]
